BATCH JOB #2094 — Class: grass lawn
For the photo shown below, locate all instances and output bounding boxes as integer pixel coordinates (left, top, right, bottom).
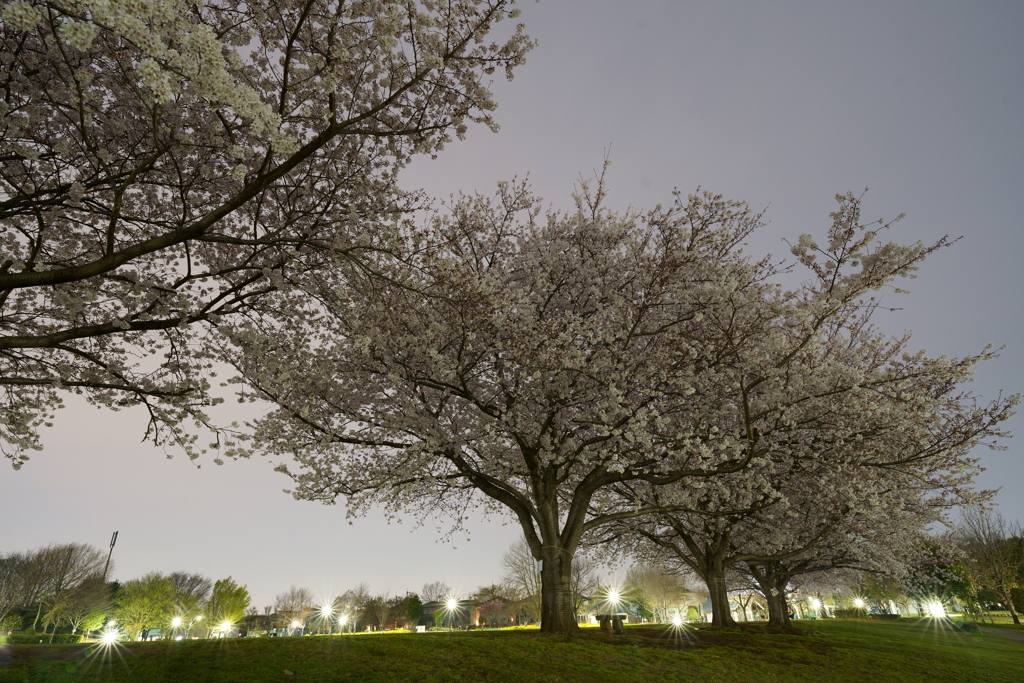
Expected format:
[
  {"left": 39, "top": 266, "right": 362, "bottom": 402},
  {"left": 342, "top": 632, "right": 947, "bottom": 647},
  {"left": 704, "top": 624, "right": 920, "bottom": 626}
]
[{"left": 0, "top": 619, "right": 1020, "bottom": 683}]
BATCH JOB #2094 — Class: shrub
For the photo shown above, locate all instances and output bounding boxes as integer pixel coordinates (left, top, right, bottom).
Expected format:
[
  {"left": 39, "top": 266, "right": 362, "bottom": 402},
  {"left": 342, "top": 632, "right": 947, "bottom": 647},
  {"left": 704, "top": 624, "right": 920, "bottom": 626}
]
[{"left": 6, "top": 632, "right": 83, "bottom": 644}]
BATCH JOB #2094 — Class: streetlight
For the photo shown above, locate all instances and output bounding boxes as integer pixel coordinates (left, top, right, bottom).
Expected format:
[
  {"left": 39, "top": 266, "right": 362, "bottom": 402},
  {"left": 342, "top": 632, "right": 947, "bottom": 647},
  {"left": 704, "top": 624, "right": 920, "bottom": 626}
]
[
  {"left": 446, "top": 598, "right": 459, "bottom": 629},
  {"left": 321, "top": 604, "right": 334, "bottom": 635},
  {"left": 853, "top": 598, "right": 865, "bottom": 609},
  {"left": 191, "top": 614, "right": 204, "bottom": 639},
  {"left": 220, "top": 620, "right": 233, "bottom": 638}
]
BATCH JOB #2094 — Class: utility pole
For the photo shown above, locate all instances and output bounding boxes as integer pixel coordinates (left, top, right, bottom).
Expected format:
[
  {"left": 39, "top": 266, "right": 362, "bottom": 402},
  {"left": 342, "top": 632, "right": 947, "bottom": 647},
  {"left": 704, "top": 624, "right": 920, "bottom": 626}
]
[{"left": 103, "top": 531, "right": 118, "bottom": 581}]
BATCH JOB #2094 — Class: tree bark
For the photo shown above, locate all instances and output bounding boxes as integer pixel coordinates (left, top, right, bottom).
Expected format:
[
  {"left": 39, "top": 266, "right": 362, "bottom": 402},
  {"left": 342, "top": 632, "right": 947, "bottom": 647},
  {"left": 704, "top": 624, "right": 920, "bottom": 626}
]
[
  {"left": 1000, "top": 590, "right": 1021, "bottom": 625},
  {"left": 705, "top": 559, "right": 735, "bottom": 627},
  {"left": 747, "top": 565, "right": 791, "bottom": 629},
  {"left": 538, "top": 545, "right": 578, "bottom": 635}
]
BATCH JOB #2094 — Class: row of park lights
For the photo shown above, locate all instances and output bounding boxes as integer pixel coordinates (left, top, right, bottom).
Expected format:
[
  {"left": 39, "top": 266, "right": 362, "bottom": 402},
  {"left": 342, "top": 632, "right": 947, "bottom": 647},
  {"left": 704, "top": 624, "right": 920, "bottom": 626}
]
[
  {"left": 807, "top": 596, "right": 946, "bottom": 619},
  {"left": 99, "top": 614, "right": 237, "bottom": 645},
  {"left": 96, "top": 590, "right": 950, "bottom": 644},
  {"left": 600, "top": 587, "right": 948, "bottom": 624}
]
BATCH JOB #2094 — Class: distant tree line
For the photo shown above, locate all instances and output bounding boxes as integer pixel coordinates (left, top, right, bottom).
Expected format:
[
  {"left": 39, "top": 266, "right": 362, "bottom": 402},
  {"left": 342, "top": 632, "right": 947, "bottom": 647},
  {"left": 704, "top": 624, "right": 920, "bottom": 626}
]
[{"left": 2, "top": 507, "right": 1019, "bottom": 643}]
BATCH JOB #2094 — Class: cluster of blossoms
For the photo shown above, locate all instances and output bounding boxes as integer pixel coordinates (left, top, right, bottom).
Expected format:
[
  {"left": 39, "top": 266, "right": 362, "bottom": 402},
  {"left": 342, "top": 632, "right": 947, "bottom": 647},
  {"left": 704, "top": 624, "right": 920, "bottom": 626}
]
[{"left": 0, "top": 0, "right": 532, "bottom": 466}]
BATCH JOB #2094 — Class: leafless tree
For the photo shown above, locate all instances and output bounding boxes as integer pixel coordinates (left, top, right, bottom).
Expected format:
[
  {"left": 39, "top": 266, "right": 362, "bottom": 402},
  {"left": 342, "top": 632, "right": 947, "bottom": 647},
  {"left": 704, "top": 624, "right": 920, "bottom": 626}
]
[
  {"left": 335, "top": 583, "right": 372, "bottom": 630},
  {"left": 0, "top": 552, "right": 29, "bottom": 625},
  {"left": 501, "top": 539, "right": 542, "bottom": 623},
  {"left": 954, "top": 507, "right": 1023, "bottom": 625},
  {"left": 273, "top": 585, "right": 313, "bottom": 629},
  {"left": 168, "top": 572, "right": 213, "bottom": 604},
  {"left": 569, "top": 555, "right": 600, "bottom": 620},
  {"left": 625, "top": 564, "right": 693, "bottom": 624},
  {"left": 420, "top": 582, "right": 452, "bottom": 604},
  {"left": 20, "top": 543, "right": 105, "bottom": 630}
]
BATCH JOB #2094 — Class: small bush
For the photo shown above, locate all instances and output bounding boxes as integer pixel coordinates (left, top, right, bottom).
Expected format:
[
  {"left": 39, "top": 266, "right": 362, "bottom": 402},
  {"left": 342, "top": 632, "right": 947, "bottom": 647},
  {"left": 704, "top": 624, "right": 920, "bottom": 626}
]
[{"left": 6, "top": 632, "right": 83, "bottom": 644}]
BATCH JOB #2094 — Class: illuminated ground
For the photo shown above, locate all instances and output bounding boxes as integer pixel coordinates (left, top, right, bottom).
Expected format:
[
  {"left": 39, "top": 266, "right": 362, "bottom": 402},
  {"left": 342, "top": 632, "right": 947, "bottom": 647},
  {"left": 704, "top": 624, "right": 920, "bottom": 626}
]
[{"left": 0, "top": 619, "right": 1020, "bottom": 683}]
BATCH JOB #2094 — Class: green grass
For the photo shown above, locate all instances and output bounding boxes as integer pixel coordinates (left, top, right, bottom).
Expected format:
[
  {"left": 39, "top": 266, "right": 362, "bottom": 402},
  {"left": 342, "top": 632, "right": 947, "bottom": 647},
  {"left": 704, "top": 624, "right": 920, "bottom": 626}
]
[{"left": 0, "top": 619, "right": 1020, "bottom": 683}]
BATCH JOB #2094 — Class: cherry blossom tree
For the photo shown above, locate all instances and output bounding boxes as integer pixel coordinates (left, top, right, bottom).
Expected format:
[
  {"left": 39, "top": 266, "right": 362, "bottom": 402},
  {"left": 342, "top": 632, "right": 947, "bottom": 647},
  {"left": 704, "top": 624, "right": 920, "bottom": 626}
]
[
  {"left": 0, "top": 0, "right": 532, "bottom": 467},
  {"left": 588, "top": 205, "right": 1018, "bottom": 626},
  {"left": 224, "top": 173, "right": 998, "bottom": 634},
  {"left": 230, "top": 180, "right": 783, "bottom": 633},
  {"left": 603, "top": 331, "right": 1015, "bottom": 628}
]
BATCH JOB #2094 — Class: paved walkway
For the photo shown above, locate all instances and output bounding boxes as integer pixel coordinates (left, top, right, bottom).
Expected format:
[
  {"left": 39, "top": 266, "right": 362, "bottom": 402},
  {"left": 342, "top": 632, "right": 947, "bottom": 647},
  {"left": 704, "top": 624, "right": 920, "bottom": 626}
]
[{"left": 978, "top": 626, "right": 1024, "bottom": 645}]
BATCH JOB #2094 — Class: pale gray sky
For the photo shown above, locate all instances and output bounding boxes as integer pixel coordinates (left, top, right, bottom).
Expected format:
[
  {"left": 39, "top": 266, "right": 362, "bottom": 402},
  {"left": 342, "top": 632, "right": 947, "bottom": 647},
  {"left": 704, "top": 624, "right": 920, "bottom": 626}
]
[{"left": 2, "top": 1, "right": 1021, "bottom": 609}]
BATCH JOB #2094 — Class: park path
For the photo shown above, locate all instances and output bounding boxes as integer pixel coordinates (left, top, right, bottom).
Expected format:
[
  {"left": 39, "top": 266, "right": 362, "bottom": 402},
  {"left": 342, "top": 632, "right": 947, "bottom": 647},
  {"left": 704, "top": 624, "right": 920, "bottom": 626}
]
[{"left": 977, "top": 626, "right": 1024, "bottom": 645}]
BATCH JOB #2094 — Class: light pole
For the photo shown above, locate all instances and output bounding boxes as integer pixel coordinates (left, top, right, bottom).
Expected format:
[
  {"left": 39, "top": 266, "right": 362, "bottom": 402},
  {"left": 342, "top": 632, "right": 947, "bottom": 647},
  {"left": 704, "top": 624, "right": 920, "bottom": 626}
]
[{"left": 102, "top": 531, "right": 118, "bottom": 581}]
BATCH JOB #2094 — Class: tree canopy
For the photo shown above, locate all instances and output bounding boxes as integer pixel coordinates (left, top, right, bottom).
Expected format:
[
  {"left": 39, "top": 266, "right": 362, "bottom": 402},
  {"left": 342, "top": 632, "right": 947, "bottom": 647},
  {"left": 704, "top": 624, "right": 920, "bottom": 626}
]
[{"left": 0, "top": 0, "right": 531, "bottom": 467}]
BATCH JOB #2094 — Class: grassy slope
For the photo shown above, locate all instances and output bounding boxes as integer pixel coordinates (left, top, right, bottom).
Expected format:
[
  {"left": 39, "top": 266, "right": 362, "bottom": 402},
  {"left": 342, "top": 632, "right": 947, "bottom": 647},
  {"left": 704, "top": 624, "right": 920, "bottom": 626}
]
[{"left": 0, "top": 620, "right": 1020, "bottom": 683}]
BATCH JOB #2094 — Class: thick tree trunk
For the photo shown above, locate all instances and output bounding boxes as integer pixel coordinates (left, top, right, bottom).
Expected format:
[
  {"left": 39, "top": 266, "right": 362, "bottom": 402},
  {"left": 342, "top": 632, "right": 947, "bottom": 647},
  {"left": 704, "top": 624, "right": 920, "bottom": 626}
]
[
  {"left": 708, "top": 552, "right": 737, "bottom": 628},
  {"left": 705, "top": 561, "right": 735, "bottom": 627},
  {"left": 539, "top": 545, "right": 578, "bottom": 634},
  {"left": 764, "top": 587, "right": 791, "bottom": 628},
  {"left": 747, "top": 565, "right": 791, "bottom": 629}
]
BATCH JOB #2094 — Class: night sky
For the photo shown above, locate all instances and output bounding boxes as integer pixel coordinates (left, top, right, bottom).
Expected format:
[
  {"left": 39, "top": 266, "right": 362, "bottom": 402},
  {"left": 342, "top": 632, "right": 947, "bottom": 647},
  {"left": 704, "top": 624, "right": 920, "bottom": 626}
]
[{"left": 2, "top": 0, "right": 1021, "bottom": 610}]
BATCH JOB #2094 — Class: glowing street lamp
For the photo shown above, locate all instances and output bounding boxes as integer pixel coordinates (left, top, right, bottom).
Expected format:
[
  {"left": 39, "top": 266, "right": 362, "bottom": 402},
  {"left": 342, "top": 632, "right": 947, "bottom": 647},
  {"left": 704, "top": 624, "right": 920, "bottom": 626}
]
[
  {"left": 171, "top": 616, "right": 183, "bottom": 629},
  {"left": 927, "top": 601, "right": 946, "bottom": 619},
  {"left": 101, "top": 630, "right": 119, "bottom": 645},
  {"left": 321, "top": 604, "right": 334, "bottom": 635},
  {"left": 445, "top": 598, "right": 460, "bottom": 629},
  {"left": 219, "top": 620, "right": 233, "bottom": 638},
  {"left": 853, "top": 598, "right": 865, "bottom": 609}
]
